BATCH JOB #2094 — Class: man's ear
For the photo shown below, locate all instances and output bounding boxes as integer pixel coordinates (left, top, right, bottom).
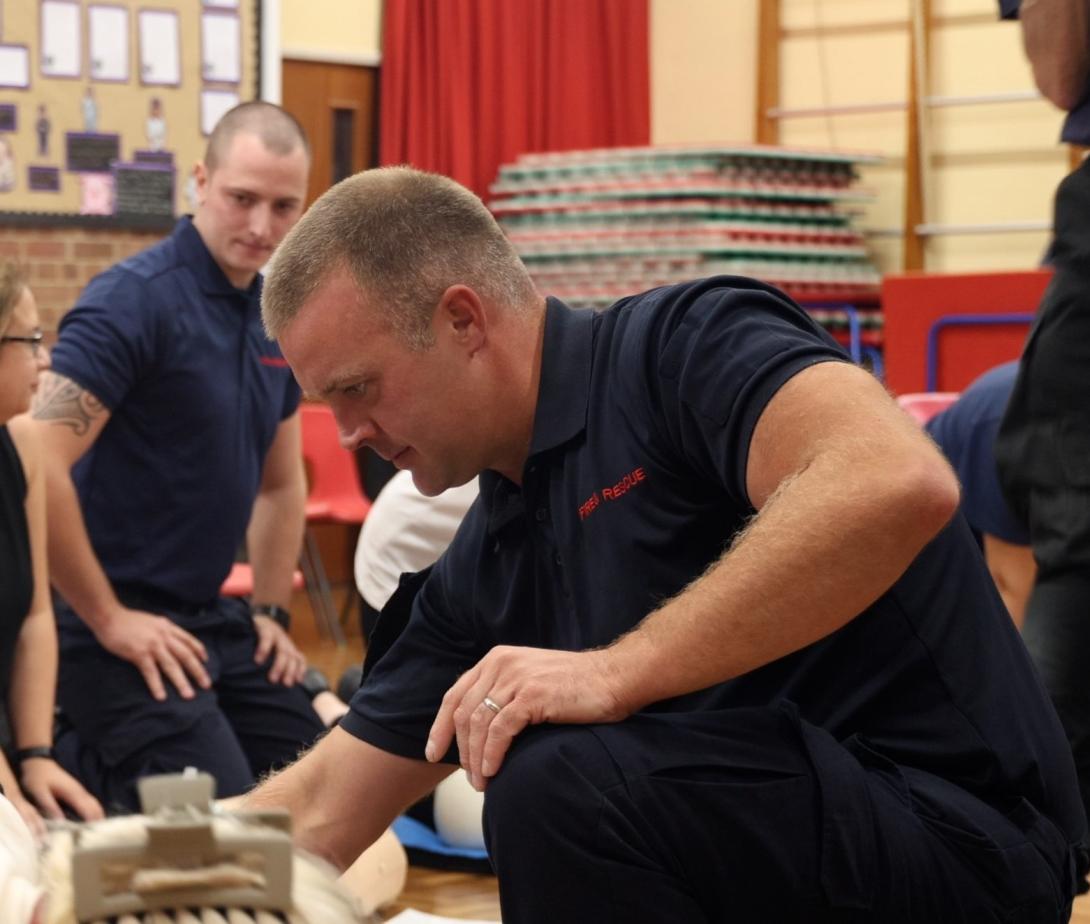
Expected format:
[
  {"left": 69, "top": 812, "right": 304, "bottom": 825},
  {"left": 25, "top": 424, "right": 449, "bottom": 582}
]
[
  {"left": 436, "top": 285, "right": 487, "bottom": 354},
  {"left": 193, "top": 160, "right": 209, "bottom": 207}
]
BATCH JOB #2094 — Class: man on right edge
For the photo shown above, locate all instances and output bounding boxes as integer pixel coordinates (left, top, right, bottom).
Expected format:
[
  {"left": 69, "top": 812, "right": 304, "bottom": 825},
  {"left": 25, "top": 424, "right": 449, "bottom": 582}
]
[
  {"left": 996, "top": 0, "right": 1090, "bottom": 833},
  {"left": 243, "top": 166, "right": 1086, "bottom": 922}
]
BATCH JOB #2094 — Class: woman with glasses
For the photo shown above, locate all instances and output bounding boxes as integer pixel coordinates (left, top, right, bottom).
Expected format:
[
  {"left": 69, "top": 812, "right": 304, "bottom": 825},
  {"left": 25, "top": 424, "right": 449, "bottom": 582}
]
[{"left": 0, "top": 263, "right": 102, "bottom": 836}]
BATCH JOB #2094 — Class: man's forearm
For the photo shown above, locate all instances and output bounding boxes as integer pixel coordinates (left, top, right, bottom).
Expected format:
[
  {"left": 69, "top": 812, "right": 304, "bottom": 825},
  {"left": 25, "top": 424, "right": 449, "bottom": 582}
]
[
  {"left": 8, "top": 616, "right": 58, "bottom": 749},
  {"left": 603, "top": 445, "right": 958, "bottom": 715},
  {"left": 43, "top": 458, "right": 122, "bottom": 631},
  {"left": 1020, "top": 0, "right": 1090, "bottom": 109},
  {"left": 246, "top": 480, "right": 306, "bottom": 607},
  {"left": 241, "top": 728, "right": 450, "bottom": 870}
]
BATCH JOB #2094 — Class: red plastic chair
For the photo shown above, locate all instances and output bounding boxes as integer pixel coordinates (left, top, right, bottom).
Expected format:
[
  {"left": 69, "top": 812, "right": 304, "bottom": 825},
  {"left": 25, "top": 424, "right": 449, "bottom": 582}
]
[
  {"left": 220, "top": 562, "right": 304, "bottom": 597},
  {"left": 299, "top": 403, "right": 372, "bottom": 644},
  {"left": 301, "top": 403, "right": 372, "bottom": 524},
  {"left": 896, "top": 391, "right": 959, "bottom": 427}
]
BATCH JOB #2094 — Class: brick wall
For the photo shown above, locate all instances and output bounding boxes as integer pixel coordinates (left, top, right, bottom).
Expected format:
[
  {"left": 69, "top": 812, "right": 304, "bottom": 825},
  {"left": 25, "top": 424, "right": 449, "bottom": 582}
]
[{"left": 0, "top": 225, "right": 167, "bottom": 332}]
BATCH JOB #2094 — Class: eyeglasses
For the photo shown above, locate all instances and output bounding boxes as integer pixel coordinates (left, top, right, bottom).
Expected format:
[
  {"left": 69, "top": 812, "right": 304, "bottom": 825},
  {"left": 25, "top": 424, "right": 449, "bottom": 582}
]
[{"left": 0, "top": 330, "right": 45, "bottom": 358}]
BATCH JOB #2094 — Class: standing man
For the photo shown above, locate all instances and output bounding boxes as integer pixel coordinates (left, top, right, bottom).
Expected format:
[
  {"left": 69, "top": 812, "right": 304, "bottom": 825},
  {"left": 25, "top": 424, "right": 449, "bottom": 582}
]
[
  {"left": 31, "top": 102, "right": 326, "bottom": 812},
  {"left": 241, "top": 167, "right": 1085, "bottom": 923},
  {"left": 995, "top": 0, "right": 1090, "bottom": 830}
]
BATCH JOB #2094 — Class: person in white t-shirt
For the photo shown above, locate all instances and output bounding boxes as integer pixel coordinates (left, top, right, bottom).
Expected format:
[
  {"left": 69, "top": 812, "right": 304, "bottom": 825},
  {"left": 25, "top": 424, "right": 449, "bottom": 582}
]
[
  {"left": 352, "top": 470, "right": 484, "bottom": 850},
  {"left": 354, "top": 470, "right": 478, "bottom": 639}
]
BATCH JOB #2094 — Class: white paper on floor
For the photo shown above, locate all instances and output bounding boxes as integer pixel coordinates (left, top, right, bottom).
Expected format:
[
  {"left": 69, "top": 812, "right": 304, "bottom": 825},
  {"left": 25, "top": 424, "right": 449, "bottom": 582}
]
[{"left": 385, "top": 911, "right": 500, "bottom": 924}]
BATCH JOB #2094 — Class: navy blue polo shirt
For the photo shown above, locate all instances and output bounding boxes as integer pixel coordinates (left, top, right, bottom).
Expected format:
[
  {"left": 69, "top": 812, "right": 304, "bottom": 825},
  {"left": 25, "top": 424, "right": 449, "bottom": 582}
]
[
  {"left": 50, "top": 217, "right": 300, "bottom": 605},
  {"left": 1000, "top": 0, "right": 1090, "bottom": 144},
  {"left": 926, "top": 361, "right": 1029, "bottom": 546},
  {"left": 343, "top": 277, "right": 1083, "bottom": 843}
]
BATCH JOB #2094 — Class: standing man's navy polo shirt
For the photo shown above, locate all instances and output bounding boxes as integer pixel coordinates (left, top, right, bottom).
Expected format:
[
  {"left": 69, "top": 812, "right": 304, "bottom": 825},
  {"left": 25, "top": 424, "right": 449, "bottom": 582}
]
[
  {"left": 343, "top": 277, "right": 1082, "bottom": 847},
  {"left": 49, "top": 217, "right": 300, "bottom": 605}
]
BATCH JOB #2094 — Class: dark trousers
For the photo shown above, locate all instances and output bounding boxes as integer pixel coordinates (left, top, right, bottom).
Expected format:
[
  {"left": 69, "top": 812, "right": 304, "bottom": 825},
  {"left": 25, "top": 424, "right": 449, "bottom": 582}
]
[
  {"left": 1021, "top": 575, "right": 1090, "bottom": 834},
  {"left": 54, "top": 590, "right": 324, "bottom": 814},
  {"left": 997, "top": 155, "right": 1090, "bottom": 829},
  {"left": 483, "top": 707, "right": 1077, "bottom": 924}
]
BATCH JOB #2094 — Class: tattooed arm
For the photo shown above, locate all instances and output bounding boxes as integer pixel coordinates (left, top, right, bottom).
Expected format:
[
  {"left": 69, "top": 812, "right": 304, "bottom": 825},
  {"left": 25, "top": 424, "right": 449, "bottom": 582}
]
[
  {"left": 31, "top": 372, "right": 210, "bottom": 702},
  {"left": 31, "top": 372, "right": 114, "bottom": 625}
]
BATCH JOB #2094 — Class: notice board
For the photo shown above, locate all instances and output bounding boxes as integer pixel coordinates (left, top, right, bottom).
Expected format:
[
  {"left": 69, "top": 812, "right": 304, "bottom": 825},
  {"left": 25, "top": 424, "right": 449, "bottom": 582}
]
[{"left": 0, "top": 0, "right": 258, "bottom": 223}]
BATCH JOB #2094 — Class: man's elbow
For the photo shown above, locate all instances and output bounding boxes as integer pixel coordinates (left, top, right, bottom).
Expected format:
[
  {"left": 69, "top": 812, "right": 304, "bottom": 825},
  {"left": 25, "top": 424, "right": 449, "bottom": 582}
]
[
  {"left": 1034, "top": 65, "right": 1086, "bottom": 111},
  {"left": 897, "top": 454, "right": 961, "bottom": 540}
]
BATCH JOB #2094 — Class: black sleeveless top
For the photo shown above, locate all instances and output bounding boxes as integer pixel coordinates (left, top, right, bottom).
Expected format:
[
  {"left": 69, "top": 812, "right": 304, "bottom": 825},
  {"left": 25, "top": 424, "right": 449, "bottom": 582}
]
[{"left": 0, "top": 424, "right": 32, "bottom": 690}]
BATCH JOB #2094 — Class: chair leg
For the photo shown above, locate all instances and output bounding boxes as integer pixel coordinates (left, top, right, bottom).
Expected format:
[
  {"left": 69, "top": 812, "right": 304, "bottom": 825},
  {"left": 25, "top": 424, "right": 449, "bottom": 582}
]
[
  {"left": 301, "top": 528, "right": 346, "bottom": 646},
  {"left": 338, "top": 588, "right": 362, "bottom": 636},
  {"left": 298, "top": 538, "right": 325, "bottom": 634}
]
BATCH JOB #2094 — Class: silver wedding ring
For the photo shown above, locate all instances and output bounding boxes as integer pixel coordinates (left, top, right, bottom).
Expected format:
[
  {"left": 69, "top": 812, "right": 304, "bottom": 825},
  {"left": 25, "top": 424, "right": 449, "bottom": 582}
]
[{"left": 482, "top": 696, "right": 503, "bottom": 715}]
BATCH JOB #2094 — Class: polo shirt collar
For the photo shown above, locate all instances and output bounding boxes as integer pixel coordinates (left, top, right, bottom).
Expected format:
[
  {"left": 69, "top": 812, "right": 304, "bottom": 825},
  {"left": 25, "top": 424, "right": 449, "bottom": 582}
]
[
  {"left": 173, "top": 216, "right": 261, "bottom": 299},
  {"left": 528, "top": 296, "right": 594, "bottom": 456},
  {"left": 481, "top": 297, "right": 594, "bottom": 538}
]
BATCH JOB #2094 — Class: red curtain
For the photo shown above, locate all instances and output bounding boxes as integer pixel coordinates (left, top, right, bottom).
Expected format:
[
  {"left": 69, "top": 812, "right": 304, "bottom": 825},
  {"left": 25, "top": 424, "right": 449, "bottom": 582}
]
[{"left": 380, "top": 0, "right": 650, "bottom": 198}]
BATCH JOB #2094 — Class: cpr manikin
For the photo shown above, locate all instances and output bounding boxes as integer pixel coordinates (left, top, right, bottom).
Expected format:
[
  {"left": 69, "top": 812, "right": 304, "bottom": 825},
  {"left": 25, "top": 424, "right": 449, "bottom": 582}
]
[{"left": 0, "top": 772, "right": 406, "bottom": 924}]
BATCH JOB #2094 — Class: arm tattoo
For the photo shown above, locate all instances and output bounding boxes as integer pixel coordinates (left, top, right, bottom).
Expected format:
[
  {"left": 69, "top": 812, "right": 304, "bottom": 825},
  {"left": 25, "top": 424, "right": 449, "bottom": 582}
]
[{"left": 31, "top": 374, "right": 106, "bottom": 436}]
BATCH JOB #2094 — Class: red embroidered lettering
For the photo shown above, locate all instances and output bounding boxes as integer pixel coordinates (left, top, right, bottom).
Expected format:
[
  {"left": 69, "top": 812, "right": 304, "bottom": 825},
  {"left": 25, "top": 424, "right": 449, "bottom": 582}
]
[
  {"left": 577, "top": 468, "right": 648, "bottom": 520},
  {"left": 578, "top": 492, "right": 601, "bottom": 520}
]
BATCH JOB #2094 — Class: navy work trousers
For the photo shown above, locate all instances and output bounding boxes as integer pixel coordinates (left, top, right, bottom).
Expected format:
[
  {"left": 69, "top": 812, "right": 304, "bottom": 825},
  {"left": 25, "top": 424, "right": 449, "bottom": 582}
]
[
  {"left": 54, "top": 588, "right": 324, "bottom": 814},
  {"left": 483, "top": 707, "right": 1077, "bottom": 923}
]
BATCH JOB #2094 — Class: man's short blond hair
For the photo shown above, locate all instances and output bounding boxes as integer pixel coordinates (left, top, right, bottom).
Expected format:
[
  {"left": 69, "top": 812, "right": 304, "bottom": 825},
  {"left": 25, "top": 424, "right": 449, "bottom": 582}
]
[
  {"left": 262, "top": 166, "right": 538, "bottom": 349},
  {"left": 0, "top": 262, "right": 26, "bottom": 334},
  {"left": 205, "top": 100, "right": 310, "bottom": 173}
]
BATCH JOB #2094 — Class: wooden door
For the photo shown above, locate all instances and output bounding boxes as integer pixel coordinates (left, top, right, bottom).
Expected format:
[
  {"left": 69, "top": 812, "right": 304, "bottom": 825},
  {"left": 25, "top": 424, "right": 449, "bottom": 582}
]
[{"left": 281, "top": 58, "right": 378, "bottom": 208}]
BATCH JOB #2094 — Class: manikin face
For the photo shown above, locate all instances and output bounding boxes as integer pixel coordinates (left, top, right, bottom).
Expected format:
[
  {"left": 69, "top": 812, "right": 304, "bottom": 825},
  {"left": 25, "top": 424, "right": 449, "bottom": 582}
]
[
  {"left": 279, "top": 269, "right": 492, "bottom": 497},
  {"left": 0, "top": 287, "right": 49, "bottom": 423},
  {"left": 192, "top": 132, "right": 308, "bottom": 289}
]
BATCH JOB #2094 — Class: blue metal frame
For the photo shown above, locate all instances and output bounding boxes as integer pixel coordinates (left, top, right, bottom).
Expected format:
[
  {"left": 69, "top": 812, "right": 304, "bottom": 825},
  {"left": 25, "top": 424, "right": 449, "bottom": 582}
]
[{"left": 924, "top": 313, "right": 1034, "bottom": 392}]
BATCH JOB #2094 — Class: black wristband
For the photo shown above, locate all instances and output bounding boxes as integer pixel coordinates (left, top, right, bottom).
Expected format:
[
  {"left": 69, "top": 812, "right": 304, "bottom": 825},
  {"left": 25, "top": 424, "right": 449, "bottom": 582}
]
[
  {"left": 251, "top": 603, "right": 291, "bottom": 630},
  {"left": 14, "top": 746, "right": 54, "bottom": 765}
]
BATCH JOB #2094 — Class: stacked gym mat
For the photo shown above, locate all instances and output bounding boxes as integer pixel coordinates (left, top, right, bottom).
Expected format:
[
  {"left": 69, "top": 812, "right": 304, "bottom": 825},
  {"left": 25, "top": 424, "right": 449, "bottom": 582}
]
[{"left": 490, "top": 144, "right": 883, "bottom": 361}]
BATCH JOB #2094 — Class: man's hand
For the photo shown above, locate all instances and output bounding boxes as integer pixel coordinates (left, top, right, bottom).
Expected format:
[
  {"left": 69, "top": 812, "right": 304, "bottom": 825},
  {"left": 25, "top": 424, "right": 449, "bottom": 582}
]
[
  {"left": 94, "top": 607, "right": 210, "bottom": 701},
  {"left": 425, "top": 645, "right": 629, "bottom": 791},
  {"left": 252, "top": 615, "right": 307, "bottom": 685},
  {"left": 19, "top": 757, "right": 104, "bottom": 822},
  {"left": 7, "top": 793, "right": 45, "bottom": 842}
]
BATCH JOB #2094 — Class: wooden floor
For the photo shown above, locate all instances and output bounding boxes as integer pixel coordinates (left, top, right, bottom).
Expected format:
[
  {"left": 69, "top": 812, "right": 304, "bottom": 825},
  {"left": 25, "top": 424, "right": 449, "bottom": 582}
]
[
  {"left": 381, "top": 868, "right": 501, "bottom": 921},
  {"left": 294, "top": 588, "right": 1090, "bottom": 922}
]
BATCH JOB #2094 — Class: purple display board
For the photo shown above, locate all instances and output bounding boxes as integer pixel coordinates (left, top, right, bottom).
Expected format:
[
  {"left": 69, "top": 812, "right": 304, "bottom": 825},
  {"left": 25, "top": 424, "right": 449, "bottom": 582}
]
[
  {"left": 112, "top": 159, "right": 174, "bottom": 218},
  {"left": 28, "top": 165, "right": 60, "bottom": 192},
  {"left": 65, "top": 131, "right": 120, "bottom": 173},
  {"left": 88, "top": 4, "right": 130, "bottom": 83},
  {"left": 137, "top": 8, "right": 181, "bottom": 87},
  {"left": 133, "top": 148, "right": 173, "bottom": 166},
  {"left": 39, "top": 0, "right": 82, "bottom": 81},
  {"left": 0, "top": 45, "right": 31, "bottom": 89},
  {"left": 200, "top": 10, "right": 241, "bottom": 85}
]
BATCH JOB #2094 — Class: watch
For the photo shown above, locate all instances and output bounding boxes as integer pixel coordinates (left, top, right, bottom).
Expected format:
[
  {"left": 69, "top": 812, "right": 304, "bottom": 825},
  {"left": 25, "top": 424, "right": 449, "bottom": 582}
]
[
  {"left": 251, "top": 603, "right": 291, "bottom": 630},
  {"left": 14, "top": 745, "right": 54, "bottom": 765}
]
